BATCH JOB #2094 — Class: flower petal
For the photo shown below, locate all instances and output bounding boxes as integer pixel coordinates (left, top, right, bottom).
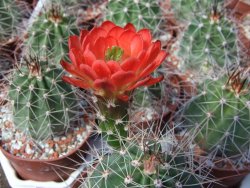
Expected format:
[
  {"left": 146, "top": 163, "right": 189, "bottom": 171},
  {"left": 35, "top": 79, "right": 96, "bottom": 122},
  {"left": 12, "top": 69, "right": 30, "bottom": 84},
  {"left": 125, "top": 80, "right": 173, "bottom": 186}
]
[
  {"left": 154, "top": 50, "right": 168, "bottom": 67},
  {"left": 79, "top": 64, "right": 97, "bottom": 81},
  {"left": 120, "top": 57, "right": 140, "bottom": 72},
  {"left": 92, "top": 60, "right": 111, "bottom": 79},
  {"left": 118, "top": 30, "right": 136, "bottom": 57},
  {"left": 69, "top": 48, "right": 84, "bottom": 68},
  {"left": 127, "top": 76, "right": 151, "bottom": 91},
  {"left": 138, "top": 63, "right": 158, "bottom": 80},
  {"left": 105, "top": 36, "right": 118, "bottom": 48},
  {"left": 127, "top": 75, "right": 164, "bottom": 91},
  {"left": 82, "top": 28, "right": 107, "bottom": 51},
  {"left": 92, "top": 37, "right": 106, "bottom": 59},
  {"left": 111, "top": 70, "right": 135, "bottom": 89},
  {"left": 137, "top": 41, "right": 161, "bottom": 72},
  {"left": 61, "top": 60, "right": 76, "bottom": 73},
  {"left": 128, "top": 76, "right": 163, "bottom": 91},
  {"left": 80, "top": 30, "right": 89, "bottom": 44},
  {"left": 143, "top": 75, "right": 164, "bottom": 87},
  {"left": 107, "top": 60, "right": 122, "bottom": 74},
  {"left": 108, "top": 26, "right": 124, "bottom": 39},
  {"left": 138, "top": 29, "right": 152, "bottom": 48},
  {"left": 146, "top": 40, "right": 161, "bottom": 64},
  {"left": 101, "top": 21, "right": 116, "bottom": 33},
  {"left": 69, "top": 35, "right": 81, "bottom": 51},
  {"left": 117, "top": 94, "right": 129, "bottom": 101},
  {"left": 61, "top": 60, "right": 92, "bottom": 83},
  {"left": 124, "top": 23, "right": 136, "bottom": 32},
  {"left": 130, "top": 34, "right": 144, "bottom": 57},
  {"left": 83, "top": 47, "right": 96, "bottom": 67},
  {"left": 138, "top": 51, "right": 166, "bottom": 80},
  {"left": 62, "top": 76, "right": 91, "bottom": 89}
]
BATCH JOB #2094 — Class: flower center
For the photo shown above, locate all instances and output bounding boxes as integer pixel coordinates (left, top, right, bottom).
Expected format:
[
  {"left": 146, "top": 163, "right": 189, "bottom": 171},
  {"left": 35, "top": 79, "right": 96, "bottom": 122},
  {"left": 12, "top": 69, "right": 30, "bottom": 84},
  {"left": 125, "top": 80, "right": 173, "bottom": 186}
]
[{"left": 105, "top": 46, "right": 124, "bottom": 61}]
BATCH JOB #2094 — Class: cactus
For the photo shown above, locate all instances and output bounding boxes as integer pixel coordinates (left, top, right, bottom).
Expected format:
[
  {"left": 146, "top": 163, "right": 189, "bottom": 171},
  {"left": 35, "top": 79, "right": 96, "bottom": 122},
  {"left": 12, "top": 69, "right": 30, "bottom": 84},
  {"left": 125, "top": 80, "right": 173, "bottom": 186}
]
[
  {"left": 83, "top": 141, "right": 202, "bottom": 188},
  {"left": 182, "top": 70, "right": 250, "bottom": 157},
  {"left": 171, "top": 0, "right": 224, "bottom": 22},
  {"left": 8, "top": 57, "right": 78, "bottom": 141},
  {"left": 105, "top": 0, "right": 161, "bottom": 34},
  {"left": 0, "top": 0, "right": 21, "bottom": 42},
  {"left": 179, "top": 9, "right": 238, "bottom": 76},
  {"left": 25, "top": 4, "right": 79, "bottom": 65}
]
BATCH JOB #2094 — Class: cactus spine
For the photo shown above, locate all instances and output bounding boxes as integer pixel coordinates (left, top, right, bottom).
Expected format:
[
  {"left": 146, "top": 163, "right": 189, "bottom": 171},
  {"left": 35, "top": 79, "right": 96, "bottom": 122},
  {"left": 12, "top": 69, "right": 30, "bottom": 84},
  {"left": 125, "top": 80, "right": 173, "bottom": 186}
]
[
  {"left": 8, "top": 58, "right": 78, "bottom": 141},
  {"left": 183, "top": 71, "right": 250, "bottom": 157},
  {"left": 179, "top": 9, "right": 238, "bottom": 75},
  {"left": 171, "top": 0, "right": 224, "bottom": 22},
  {"left": 0, "top": 0, "right": 21, "bottom": 42},
  {"left": 25, "top": 4, "right": 79, "bottom": 65},
  {"left": 84, "top": 142, "right": 202, "bottom": 187},
  {"left": 105, "top": 0, "right": 161, "bottom": 34}
]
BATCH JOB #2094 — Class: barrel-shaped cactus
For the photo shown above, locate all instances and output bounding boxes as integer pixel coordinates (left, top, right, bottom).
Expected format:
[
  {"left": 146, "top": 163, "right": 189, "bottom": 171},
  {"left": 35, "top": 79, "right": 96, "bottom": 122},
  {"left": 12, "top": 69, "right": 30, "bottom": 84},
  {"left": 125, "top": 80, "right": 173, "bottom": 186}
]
[
  {"left": 105, "top": 0, "right": 161, "bottom": 34},
  {"left": 179, "top": 12, "right": 238, "bottom": 76},
  {"left": 8, "top": 58, "right": 78, "bottom": 141},
  {"left": 183, "top": 71, "right": 250, "bottom": 157},
  {"left": 25, "top": 4, "right": 79, "bottom": 65},
  {"left": 84, "top": 142, "right": 202, "bottom": 187}
]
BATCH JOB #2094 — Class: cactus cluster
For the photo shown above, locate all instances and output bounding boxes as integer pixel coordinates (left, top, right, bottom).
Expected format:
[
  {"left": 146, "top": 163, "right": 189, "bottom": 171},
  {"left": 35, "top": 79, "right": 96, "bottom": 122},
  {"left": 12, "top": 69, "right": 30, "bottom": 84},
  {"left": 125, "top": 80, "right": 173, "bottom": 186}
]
[
  {"left": 182, "top": 71, "right": 250, "bottom": 157},
  {"left": 1, "top": 0, "right": 250, "bottom": 187},
  {"left": 8, "top": 58, "right": 78, "bottom": 141},
  {"left": 25, "top": 4, "right": 79, "bottom": 65},
  {"left": 105, "top": 0, "right": 161, "bottom": 34},
  {"left": 179, "top": 11, "right": 238, "bottom": 76}
]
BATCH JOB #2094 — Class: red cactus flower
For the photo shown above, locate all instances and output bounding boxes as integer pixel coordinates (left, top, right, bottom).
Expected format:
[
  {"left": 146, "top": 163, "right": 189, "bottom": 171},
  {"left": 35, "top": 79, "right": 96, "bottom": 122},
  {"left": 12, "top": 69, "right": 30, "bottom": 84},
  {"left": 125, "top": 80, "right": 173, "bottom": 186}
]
[{"left": 61, "top": 21, "right": 167, "bottom": 101}]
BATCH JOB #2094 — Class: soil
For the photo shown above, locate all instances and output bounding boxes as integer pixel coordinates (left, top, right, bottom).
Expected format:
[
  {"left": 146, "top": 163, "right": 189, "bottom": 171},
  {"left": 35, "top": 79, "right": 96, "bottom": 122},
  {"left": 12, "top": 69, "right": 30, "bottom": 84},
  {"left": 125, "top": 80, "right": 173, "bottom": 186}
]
[{"left": 1, "top": 120, "right": 92, "bottom": 160}]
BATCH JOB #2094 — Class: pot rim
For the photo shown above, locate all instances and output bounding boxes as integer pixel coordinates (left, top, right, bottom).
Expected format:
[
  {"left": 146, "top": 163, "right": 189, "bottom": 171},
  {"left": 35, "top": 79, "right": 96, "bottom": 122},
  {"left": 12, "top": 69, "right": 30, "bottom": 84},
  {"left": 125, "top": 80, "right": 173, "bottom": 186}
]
[
  {"left": 194, "top": 145, "right": 250, "bottom": 171},
  {"left": 1, "top": 127, "right": 92, "bottom": 163}
]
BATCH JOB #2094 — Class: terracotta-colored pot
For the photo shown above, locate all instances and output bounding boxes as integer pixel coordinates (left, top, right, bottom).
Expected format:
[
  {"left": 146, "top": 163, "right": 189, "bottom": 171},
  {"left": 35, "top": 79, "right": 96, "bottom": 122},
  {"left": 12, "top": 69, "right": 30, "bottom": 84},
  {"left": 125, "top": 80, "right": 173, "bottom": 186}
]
[
  {"left": 194, "top": 146, "right": 250, "bottom": 188},
  {"left": 237, "top": 14, "right": 250, "bottom": 57},
  {"left": 225, "top": 0, "right": 250, "bottom": 20},
  {"left": 1, "top": 131, "right": 92, "bottom": 182},
  {"left": 209, "top": 166, "right": 249, "bottom": 188}
]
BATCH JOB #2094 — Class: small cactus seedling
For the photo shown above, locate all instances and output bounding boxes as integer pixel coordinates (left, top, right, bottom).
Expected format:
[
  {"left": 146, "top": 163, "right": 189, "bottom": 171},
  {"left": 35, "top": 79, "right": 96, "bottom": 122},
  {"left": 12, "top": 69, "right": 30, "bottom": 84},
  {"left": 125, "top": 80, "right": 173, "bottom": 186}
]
[
  {"left": 84, "top": 141, "right": 202, "bottom": 188},
  {"left": 105, "top": 0, "right": 161, "bottom": 34},
  {"left": 183, "top": 69, "right": 250, "bottom": 157},
  {"left": 179, "top": 8, "right": 238, "bottom": 76},
  {"left": 8, "top": 57, "right": 78, "bottom": 141},
  {"left": 25, "top": 4, "right": 79, "bottom": 65}
]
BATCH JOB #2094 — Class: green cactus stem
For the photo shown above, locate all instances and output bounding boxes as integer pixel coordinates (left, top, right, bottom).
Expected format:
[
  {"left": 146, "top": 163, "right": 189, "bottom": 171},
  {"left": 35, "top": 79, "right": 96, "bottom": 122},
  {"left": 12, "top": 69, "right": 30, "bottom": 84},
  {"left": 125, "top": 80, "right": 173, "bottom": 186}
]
[
  {"left": 25, "top": 4, "right": 79, "bottom": 65},
  {"left": 0, "top": 0, "right": 21, "bottom": 42},
  {"left": 85, "top": 142, "right": 202, "bottom": 187},
  {"left": 183, "top": 70, "right": 250, "bottom": 157},
  {"left": 171, "top": 0, "right": 224, "bottom": 22},
  {"left": 105, "top": 0, "right": 161, "bottom": 34},
  {"left": 8, "top": 57, "right": 78, "bottom": 141},
  {"left": 96, "top": 97, "right": 128, "bottom": 148},
  {"left": 179, "top": 9, "right": 238, "bottom": 75}
]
